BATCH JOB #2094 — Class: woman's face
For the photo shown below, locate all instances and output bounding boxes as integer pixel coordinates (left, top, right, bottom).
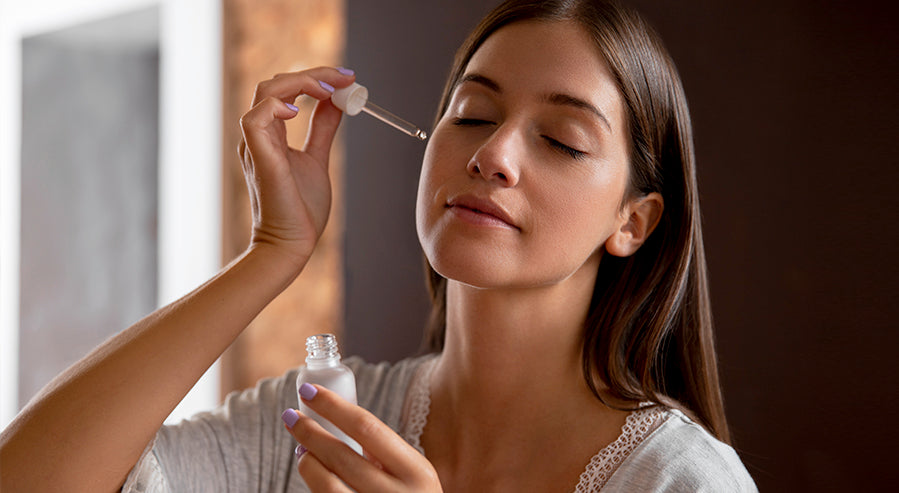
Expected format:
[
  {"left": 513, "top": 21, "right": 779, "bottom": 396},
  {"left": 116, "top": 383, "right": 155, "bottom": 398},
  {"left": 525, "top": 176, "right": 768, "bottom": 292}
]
[{"left": 416, "top": 20, "right": 633, "bottom": 290}]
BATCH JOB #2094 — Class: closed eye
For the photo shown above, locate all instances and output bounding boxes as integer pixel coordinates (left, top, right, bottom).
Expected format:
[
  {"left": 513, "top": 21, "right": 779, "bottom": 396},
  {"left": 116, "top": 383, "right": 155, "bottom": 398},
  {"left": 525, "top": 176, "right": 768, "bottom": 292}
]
[
  {"left": 452, "top": 118, "right": 495, "bottom": 126},
  {"left": 453, "top": 118, "right": 588, "bottom": 160},
  {"left": 543, "top": 136, "right": 587, "bottom": 160}
]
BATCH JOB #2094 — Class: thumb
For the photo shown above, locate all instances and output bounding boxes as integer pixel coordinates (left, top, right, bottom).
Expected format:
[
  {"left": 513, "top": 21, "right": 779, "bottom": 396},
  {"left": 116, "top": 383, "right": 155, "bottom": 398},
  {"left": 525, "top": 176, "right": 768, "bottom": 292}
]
[{"left": 303, "top": 98, "right": 344, "bottom": 167}]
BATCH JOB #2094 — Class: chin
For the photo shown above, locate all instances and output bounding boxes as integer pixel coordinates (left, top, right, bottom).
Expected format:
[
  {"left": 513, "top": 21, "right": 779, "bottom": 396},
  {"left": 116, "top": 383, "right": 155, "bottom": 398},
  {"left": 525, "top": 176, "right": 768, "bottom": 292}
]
[
  {"left": 426, "top": 247, "right": 566, "bottom": 291},
  {"left": 425, "top": 237, "right": 604, "bottom": 293},
  {"left": 425, "top": 244, "right": 517, "bottom": 289}
]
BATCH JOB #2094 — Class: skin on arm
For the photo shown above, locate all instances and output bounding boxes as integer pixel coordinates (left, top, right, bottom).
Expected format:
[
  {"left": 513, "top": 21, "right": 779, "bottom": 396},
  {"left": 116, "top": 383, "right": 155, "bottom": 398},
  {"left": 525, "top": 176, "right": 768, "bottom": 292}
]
[{"left": 0, "top": 67, "right": 355, "bottom": 493}]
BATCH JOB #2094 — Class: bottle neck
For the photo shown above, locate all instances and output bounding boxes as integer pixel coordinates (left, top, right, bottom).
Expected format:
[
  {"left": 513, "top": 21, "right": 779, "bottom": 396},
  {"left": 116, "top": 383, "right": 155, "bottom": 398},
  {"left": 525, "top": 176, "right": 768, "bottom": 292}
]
[{"left": 305, "top": 333, "right": 342, "bottom": 369}]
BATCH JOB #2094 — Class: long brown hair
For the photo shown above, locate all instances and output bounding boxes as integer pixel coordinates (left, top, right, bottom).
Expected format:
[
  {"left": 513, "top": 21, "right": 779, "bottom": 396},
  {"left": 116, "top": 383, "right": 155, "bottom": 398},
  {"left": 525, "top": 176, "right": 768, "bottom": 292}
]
[{"left": 422, "top": 0, "right": 731, "bottom": 444}]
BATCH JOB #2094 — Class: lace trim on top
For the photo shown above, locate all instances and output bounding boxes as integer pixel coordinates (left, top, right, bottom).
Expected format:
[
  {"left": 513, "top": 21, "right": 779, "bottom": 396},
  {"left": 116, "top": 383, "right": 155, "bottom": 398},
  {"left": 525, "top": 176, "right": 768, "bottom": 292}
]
[
  {"left": 121, "top": 438, "right": 169, "bottom": 493},
  {"left": 400, "top": 356, "right": 668, "bottom": 491},
  {"left": 574, "top": 405, "right": 667, "bottom": 491},
  {"left": 400, "top": 355, "right": 438, "bottom": 454}
]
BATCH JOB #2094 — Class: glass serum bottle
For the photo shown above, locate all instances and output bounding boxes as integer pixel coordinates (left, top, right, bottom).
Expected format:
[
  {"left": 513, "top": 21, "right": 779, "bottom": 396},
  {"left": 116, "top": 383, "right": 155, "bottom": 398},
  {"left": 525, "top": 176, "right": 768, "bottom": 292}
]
[{"left": 296, "top": 333, "right": 363, "bottom": 454}]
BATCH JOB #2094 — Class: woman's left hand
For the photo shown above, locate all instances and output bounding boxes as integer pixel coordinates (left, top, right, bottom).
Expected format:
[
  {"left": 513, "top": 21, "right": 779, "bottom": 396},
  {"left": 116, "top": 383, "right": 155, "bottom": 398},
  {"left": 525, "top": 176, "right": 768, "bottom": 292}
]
[{"left": 282, "top": 384, "right": 443, "bottom": 492}]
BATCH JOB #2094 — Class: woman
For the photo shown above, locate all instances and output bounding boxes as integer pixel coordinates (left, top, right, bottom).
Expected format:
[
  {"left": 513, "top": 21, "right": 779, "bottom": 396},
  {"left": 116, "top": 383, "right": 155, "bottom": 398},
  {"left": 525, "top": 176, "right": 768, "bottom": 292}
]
[{"left": 0, "top": 0, "right": 756, "bottom": 491}]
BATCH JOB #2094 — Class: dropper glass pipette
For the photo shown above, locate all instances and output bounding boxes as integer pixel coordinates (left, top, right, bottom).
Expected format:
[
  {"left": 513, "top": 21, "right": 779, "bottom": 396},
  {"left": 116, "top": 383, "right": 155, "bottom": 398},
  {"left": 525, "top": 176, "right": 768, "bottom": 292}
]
[
  {"left": 330, "top": 82, "right": 428, "bottom": 141},
  {"left": 360, "top": 101, "right": 428, "bottom": 140}
]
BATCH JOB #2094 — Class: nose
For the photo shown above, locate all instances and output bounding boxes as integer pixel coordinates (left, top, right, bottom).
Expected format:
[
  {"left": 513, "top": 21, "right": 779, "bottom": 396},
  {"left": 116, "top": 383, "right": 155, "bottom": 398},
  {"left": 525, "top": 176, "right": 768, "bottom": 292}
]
[{"left": 466, "top": 126, "right": 521, "bottom": 187}]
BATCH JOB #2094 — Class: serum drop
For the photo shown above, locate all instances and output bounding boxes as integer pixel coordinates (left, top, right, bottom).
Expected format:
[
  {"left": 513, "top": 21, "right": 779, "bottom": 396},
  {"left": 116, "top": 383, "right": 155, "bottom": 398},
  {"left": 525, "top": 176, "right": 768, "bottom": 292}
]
[{"left": 296, "top": 334, "right": 363, "bottom": 454}]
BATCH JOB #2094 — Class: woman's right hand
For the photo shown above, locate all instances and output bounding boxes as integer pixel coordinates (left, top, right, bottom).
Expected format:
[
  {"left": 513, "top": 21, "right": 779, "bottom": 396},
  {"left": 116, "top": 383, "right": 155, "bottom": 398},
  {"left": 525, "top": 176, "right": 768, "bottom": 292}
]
[{"left": 238, "top": 67, "right": 355, "bottom": 269}]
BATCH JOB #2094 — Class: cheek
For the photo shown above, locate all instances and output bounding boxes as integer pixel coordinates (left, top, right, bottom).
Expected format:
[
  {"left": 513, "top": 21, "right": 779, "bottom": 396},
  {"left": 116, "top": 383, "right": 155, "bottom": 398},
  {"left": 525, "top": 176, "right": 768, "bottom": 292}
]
[
  {"left": 532, "top": 172, "right": 626, "bottom": 256},
  {"left": 415, "top": 132, "right": 452, "bottom": 247},
  {"left": 415, "top": 151, "right": 435, "bottom": 245},
  {"left": 417, "top": 123, "right": 463, "bottom": 195}
]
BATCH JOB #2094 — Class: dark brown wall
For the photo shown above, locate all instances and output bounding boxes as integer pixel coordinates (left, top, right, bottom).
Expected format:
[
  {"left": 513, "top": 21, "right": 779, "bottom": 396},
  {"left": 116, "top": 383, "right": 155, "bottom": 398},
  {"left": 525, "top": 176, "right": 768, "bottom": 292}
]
[
  {"left": 626, "top": 1, "right": 898, "bottom": 490},
  {"left": 344, "top": 1, "right": 899, "bottom": 490}
]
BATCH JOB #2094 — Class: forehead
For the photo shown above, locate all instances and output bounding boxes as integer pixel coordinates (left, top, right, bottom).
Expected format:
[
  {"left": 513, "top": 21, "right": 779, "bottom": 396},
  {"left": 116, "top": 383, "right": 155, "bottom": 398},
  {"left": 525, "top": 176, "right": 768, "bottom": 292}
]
[{"left": 464, "top": 20, "right": 622, "bottom": 117}]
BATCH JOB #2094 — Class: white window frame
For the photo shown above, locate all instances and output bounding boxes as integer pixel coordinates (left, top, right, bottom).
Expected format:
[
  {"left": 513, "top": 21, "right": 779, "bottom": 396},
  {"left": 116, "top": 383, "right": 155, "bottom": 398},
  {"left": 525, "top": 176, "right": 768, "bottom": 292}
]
[{"left": 0, "top": 0, "right": 222, "bottom": 428}]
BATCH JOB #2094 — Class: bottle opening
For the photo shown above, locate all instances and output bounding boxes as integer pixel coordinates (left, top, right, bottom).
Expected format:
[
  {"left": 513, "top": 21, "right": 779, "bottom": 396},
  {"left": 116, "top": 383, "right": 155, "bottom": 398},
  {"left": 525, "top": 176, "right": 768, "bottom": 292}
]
[{"left": 306, "top": 333, "right": 340, "bottom": 363}]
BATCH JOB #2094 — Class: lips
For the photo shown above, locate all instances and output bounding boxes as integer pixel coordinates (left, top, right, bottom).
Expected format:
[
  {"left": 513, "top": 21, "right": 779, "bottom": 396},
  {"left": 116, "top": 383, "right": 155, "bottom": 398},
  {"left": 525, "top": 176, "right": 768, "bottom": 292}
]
[{"left": 446, "top": 194, "right": 520, "bottom": 230}]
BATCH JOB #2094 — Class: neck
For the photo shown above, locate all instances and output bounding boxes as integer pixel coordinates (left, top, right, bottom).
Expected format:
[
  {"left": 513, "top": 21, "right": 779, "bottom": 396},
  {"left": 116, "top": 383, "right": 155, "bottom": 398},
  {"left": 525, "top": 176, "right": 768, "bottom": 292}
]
[
  {"left": 420, "top": 254, "right": 644, "bottom": 491},
  {"left": 427, "top": 254, "right": 608, "bottom": 448},
  {"left": 422, "top": 260, "right": 634, "bottom": 490},
  {"left": 438, "top": 281, "right": 588, "bottom": 398},
  {"left": 435, "top": 248, "right": 601, "bottom": 392}
]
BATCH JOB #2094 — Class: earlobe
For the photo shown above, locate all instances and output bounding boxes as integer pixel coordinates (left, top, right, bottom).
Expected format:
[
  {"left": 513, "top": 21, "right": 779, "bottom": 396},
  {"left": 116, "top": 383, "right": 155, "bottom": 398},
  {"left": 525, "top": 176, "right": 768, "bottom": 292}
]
[{"left": 605, "top": 192, "right": 664, "bottom": 257}]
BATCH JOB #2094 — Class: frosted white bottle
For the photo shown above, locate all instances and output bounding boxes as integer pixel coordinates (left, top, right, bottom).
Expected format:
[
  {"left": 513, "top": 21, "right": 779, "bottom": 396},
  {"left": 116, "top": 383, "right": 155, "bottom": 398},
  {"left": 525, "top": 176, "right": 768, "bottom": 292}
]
[{"left": 296, "top": 334, "right": 363, "bottom": 455}]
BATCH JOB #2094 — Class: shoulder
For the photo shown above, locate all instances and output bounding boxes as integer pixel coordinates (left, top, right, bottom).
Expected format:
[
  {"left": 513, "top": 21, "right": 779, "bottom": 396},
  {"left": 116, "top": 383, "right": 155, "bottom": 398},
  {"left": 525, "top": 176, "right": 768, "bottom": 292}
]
[{"left": 605, "top": 408, "right": 757, "bottom": 492}]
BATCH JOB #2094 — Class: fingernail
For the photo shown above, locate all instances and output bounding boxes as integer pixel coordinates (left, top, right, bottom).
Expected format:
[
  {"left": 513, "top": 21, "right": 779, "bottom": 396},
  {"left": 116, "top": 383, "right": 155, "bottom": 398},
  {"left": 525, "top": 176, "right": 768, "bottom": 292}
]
[
  {"left": 281, "top": 408, "right": 299, "bottom": 428},
  {"left": 285, "top": 102, "right": 299, "bottom": 112},
  {"left": 336, "top": 67, "right": 354, "bottom": 76},
  {"left": 318, "top": 80, "right": 335, "bottom": 93},
  {"left": 299, "top": 383, "right": 318, "bottom": 401},
  {"left": 295, "top": 444, "right": 307, "bottom": 458}
]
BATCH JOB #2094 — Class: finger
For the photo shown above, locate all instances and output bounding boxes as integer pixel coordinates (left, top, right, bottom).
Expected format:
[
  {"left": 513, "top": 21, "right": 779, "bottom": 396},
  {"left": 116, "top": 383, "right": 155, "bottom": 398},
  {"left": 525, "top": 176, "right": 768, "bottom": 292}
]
[
  {"left": 298, "top": 384, "right": 428, "bottom": 480},
  {"left": 303, "top": 98, "right": 344, "bottom": 166},
  {"left": 283, "top": 409, "right": 399, "bottom": 492},
  {"left": 239, "top": 97, "right": 299, "bottom": 166},
  {"left": 251, "top": 66, "right": 355, "bottom": 108},
  {"left": 296, "top": 451, "right": 354, "bottom": 493},
  {"left": 241, "top": 97, "right": 299, "bottom": 134}
]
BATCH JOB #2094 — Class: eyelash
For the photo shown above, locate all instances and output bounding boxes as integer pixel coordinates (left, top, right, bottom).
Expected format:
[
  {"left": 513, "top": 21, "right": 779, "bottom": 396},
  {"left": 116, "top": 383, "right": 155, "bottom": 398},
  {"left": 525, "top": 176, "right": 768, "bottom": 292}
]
[
  {"left": 452, "top": 118, "right": 491, "bottom": 127},
  {"left": 452, "top": 118, "right": 588, "bottom": 161},
  {"left": 544, "top": 137, "right": 587, "bottom": 161}
]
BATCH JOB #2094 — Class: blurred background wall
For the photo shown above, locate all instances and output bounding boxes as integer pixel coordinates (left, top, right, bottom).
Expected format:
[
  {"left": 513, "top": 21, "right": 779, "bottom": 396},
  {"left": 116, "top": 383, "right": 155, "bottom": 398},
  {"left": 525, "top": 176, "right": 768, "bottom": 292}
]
[
  {"left": 218, "top": 0, "right": 347, "bottom": 397},
  {"left": 2, "top": 0, "right": 895, "bottom": 491},
  {"left": 18, "top": 7, "right": 160, "bottom": 410},
  {"left": 1, "top": 0, "right": 222, "bottom": 426}
]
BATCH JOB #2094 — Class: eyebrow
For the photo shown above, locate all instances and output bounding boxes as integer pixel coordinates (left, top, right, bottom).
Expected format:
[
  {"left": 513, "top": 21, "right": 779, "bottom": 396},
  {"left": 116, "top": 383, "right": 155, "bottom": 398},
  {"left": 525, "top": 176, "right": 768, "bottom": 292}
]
[
  {"left": 544, "top": 93, "right": 612, "bottom": 132},
  {"left": 459, "top": 73, "right": 501, "bottom": 92},
  {"left": 458, "top": 73, "right": 612, "bottom": 132}
]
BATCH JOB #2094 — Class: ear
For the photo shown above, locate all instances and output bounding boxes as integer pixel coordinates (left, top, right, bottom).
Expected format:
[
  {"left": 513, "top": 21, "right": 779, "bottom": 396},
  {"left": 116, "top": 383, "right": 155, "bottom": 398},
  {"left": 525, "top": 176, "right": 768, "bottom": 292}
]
[{"left": 605, "top": 192, "right": 664, "bottom": 258}]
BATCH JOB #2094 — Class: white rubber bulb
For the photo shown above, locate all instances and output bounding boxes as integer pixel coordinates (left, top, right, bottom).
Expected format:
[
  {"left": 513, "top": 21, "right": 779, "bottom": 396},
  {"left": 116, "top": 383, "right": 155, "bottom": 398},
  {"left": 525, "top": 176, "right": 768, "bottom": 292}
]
[{"left": 330, "top": 82, "right": 368, "bottom": 116}]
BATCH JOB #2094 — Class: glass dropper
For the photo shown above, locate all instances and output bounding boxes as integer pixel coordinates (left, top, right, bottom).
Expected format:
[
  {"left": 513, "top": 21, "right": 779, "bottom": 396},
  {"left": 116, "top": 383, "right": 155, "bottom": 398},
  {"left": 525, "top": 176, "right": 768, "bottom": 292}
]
[{"left": 331, "top": 82, "right": 428, "bottom": 141}]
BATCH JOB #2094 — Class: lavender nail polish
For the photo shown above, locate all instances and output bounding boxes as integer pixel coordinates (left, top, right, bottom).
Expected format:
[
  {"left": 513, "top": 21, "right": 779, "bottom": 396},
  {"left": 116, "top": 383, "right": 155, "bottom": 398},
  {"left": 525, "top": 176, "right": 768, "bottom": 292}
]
[
  {"left": 318, "top": 80, "right": 335, "bottom": 93},
  {"left": 281, "top": 408, "right": 299, "bottom": 428},
  {"left": 299, "top": 382, "right": 318, "bottom": 401},
  {"left": 285, "top": 102, "right": 299, "bottom": 112},
  {"left": 337, "top": 67, "right": 355, "bottom": 76}
]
